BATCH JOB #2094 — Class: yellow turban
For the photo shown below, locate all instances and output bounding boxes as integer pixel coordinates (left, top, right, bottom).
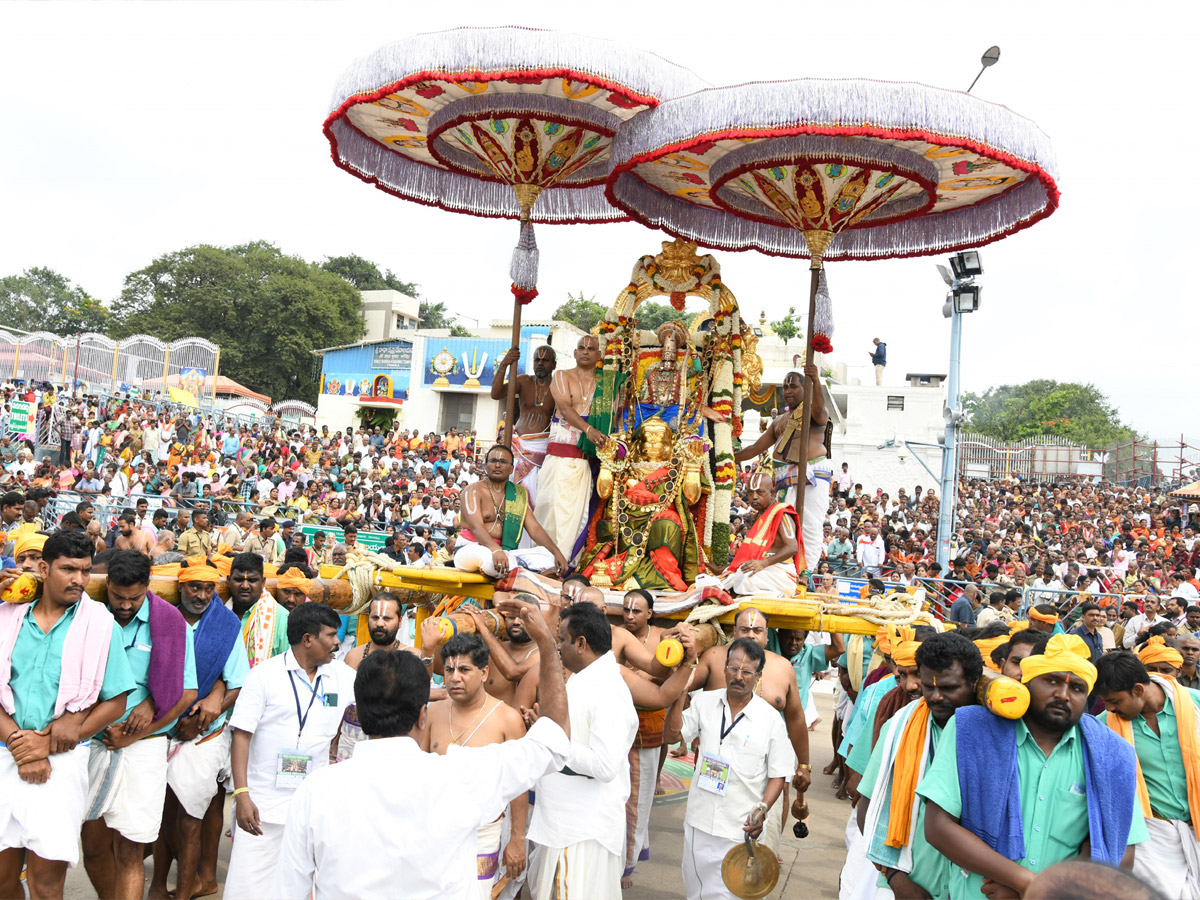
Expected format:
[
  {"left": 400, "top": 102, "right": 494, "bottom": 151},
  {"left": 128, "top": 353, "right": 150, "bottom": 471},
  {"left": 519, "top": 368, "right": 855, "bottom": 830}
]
[
  {"left": 890, "top": 625, "right": 920, "bottom": 667},
  {"left": 275, "top": 570, "right": 311, "bottom": 593},
  {"left": 974, "top": 636, "right": 1008, "bottom": 672},
  {"left": 177, "top": 565, "right": 220, "bottom": 584},
  {"left": 14, "top": 533, "right": 46, "bottom": 559},
  {"left": 875, "top": 625, "right": 893, "bottom": 657},
  {"left": 1138, "top": 636, "right": 1183, "bottom": 669},
  {"left": 1028, "top": 608, "right": 1059, "bottom": 625},
  {"left": 1020, "top": 634, "right": 1098, "bottom": 692},
  {"left": 1009, "top": 620, "right": 1030, "bottom": 633}
]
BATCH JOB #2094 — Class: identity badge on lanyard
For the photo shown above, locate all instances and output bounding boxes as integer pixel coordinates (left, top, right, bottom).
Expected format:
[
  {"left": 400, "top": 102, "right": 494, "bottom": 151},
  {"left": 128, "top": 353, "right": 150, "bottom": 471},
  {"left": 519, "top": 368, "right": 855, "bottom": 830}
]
[
  {"left": 697, "top": 705, "right": 743, "bottom": 797},
  {"left": 276, "top": 670, "right": 323, "bottom": 789}
]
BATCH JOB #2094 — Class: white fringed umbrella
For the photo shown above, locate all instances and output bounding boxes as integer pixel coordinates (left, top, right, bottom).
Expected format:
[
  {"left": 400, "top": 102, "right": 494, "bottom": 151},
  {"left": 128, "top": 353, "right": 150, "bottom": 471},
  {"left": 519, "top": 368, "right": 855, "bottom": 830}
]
[
  {"left": 605, "top": 77, "right": 1059, "bottom": 525},
  {"left": 323, "top": 26, "right": 706, "bottom": 443}
]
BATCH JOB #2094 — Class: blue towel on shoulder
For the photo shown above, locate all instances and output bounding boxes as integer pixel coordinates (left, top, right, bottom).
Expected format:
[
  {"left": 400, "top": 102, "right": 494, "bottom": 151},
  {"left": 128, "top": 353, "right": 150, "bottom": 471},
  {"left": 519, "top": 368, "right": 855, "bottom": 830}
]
[
  {"left": 191, "top": 598, "right": 242, "bottom": 703},
  {"left": 956, "top": 707, "right": 1025, "bottom": 859},
  {"left": 1077, "top": 715, "right": 1137, "bottom": 865},
  {"left": 956, "top": 708, "right": 1138, "bottom": 866}
]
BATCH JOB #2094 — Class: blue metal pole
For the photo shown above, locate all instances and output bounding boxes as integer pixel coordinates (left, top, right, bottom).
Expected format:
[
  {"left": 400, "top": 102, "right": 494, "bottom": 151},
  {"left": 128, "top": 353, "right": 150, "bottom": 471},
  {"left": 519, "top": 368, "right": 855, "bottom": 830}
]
[{"left": 936, "top": 304, "right": 963, "bottom": 569}]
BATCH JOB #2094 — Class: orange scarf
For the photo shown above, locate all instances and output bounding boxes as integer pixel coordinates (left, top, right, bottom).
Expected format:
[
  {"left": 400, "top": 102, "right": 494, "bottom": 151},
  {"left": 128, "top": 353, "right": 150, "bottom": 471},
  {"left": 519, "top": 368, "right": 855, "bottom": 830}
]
[
  {"left": 1107, "top": 676, "right": 1200, "bottom": 823},
  {"left": 886, "top": 699, "right": 931, "bottom": 848}
]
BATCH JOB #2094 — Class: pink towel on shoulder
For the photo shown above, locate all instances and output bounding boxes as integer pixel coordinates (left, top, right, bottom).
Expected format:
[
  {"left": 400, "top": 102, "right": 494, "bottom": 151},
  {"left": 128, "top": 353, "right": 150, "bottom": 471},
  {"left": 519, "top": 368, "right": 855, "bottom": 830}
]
[{"left": 0, "top": 597, "right": 114, "bottom": 720}]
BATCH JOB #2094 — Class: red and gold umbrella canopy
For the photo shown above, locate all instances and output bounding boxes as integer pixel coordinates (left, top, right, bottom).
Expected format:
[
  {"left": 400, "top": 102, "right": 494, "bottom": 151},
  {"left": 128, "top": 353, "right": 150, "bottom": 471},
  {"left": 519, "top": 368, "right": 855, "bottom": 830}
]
[
  {"left": 605, "top": 77, "right": 1059, "bottom": 523},
  {"left": 324, "top": 26, "right": 706, "bottom": 442}
]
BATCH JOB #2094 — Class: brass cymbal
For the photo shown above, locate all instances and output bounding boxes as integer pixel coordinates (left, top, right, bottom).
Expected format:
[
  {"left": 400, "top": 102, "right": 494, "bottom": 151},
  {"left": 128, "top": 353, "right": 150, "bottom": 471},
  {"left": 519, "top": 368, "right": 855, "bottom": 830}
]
[{"left": 721, "top": 835, "right": 780, "bottom": 899}]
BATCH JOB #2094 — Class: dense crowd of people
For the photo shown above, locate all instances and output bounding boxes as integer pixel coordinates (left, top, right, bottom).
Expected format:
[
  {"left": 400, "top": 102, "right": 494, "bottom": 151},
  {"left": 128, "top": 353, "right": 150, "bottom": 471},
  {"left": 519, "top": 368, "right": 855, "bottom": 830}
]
[{"left": 0, "top": 378, "right": 1198, "bottom": 900}]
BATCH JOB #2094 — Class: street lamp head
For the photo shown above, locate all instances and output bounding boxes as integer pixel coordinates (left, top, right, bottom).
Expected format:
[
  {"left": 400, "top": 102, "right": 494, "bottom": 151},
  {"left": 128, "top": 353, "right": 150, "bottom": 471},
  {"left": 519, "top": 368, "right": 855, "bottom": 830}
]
[
  {"left": 953, "top": 283, "right": 982, "bottom": 313},
  {"left": 981, "top": 46, "right": 1001, "bottom": 68},
  {"left": 949, "top": 251, "right": 983, "bottom": 280}
]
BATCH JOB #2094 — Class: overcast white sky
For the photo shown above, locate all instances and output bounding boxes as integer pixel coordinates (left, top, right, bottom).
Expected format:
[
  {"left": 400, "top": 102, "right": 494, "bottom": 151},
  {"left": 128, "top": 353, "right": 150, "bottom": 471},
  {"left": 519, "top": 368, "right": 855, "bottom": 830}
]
[{"left": 1, "top": 1, "right": 1195, "bottom": 446}]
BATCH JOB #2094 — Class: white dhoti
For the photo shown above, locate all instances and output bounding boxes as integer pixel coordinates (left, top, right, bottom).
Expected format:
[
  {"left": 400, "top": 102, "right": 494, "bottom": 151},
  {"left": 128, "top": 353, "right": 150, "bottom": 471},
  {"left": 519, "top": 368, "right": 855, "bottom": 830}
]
[
  {"left": 166, "top": 726, "right": 232, "bottom": 819},
  {"left": 1134, "top": 817, "right": 1200, "bottom": 899},
  {"left": 839, "top": 809, "right": 874, "bottom": 900},
  {"left": 835, "top": 682, "right": 854, "bottom": 725},
  {"left": 535, "top": 441, "right": 593, "bottom": 565},
  {"left": 223, "top": 821, "right": 285, "bottom": 900},
  {"left": 721, "top": 562, "right": 799, "bottom": 598},
  {"left": 454, "top": 540, "right": 556, "bottom": 578},
  {"left": 0, "top": 741, "right": 90, "bottom": 864},
  {"left": 681, "top": 822, "right": 739, "bottom": 900},
  {"left": 496, "top": 791, "right": 534, "bottom": 900},
  {"left": 802, "top": 460, "right": 833, "bottom": 572},
  {"left": 512, "top": 431, "right": 550, "bottom": 540},
  {"left": 86, "top": 735, "right": 169, "bottom": 844},
  {"left": 476, "top": 816, "right": 504, "bottom": 900},
  {"left": 624, "top": 746, "right": 657, "bottom": 877},
  {"left": 529, "top": 838, "right": 622, "bottom": 900}
]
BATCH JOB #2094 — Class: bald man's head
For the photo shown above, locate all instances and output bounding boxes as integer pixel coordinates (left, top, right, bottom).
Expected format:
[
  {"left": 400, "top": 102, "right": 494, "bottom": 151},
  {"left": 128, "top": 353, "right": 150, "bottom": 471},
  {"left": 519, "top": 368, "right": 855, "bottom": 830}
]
[
  {"left": 576, "top": 586, "right": 606, "bottom": 610},
  {"left": 1024, "top": 860, "right": 1164, "bottom": 900}
]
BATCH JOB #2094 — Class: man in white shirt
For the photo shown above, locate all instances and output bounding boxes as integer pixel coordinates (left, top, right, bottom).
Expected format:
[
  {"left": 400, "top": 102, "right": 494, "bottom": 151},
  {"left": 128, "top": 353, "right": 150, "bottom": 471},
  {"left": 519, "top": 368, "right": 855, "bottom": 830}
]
[
  {"left": 668, "top": 636, "right": 795, "bottom": 898},
  {"left": 855, "top": 524, "right": 886, "bottom": 576},
  {"left": 274, "top": 600, "right": 570, "bottom": 900},
  {"left": 527, "top": 603, "right": 637, "bottom": 900},
  {"left": 225, "top": 603, "right": 355, "bottom": 900},
  {"left": 1123, "top": 595, "right": 1165, "bottom": 649}
]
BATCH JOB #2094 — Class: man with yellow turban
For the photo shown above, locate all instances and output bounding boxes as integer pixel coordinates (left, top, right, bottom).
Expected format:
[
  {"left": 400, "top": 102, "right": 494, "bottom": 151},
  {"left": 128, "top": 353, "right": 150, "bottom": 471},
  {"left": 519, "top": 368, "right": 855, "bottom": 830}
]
[
  {"left": 1096, "top": 650, "right": 1200, "bottom": 900},
  {"left": 859, "top": 632, "right": 983, "bottom": 900},
  {"left": 1138, "top": 635, "right": 1184, "bottom": 679},
  {"left": 273, "top": 568, "right": 311, "bottom": 614},
  {"left": 13, "top": 532, "right": 46, "bottom": 573},
  {"left": 919, "top": 634, "right": 1147, "bottom": 898}
]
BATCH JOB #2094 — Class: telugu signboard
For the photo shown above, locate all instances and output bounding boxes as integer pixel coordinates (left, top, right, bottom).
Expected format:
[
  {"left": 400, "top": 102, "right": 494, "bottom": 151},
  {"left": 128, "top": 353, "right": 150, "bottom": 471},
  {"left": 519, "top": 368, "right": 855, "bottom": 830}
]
[{"left": 372, "top": 343, "right": 413, "bottom": 370}]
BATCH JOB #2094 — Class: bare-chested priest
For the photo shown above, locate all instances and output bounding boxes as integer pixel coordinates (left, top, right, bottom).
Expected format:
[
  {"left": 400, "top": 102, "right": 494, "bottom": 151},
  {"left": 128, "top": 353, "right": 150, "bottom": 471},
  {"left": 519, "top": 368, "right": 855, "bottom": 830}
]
[
  {"left": 676, "top": 607, "right": 812, "bottom": 851},
  {"left": 454, "top": 445, "right": 568, "bottom": 579},
  {"left": 536, "top": 334, "right": 606, "bottom": 565},
  {"left": 720, "top": 471, "right": 801, "bottom": 597},
  {"left": 424, "top": 633, "right": 529, "bottom": 900},
  {"left": 735, "top": 363, "right": 830, "bottom": 572},
  {"left": 335, "top": 593, "right": 424, "bottom": 763},
  {"left": 490, "top": 345, "right": 557, "bottom": 511}
]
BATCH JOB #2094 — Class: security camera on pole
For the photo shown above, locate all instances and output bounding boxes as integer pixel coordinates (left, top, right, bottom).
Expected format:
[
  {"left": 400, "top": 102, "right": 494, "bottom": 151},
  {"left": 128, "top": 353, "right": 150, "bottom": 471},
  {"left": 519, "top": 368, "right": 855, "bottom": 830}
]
[{"left": 935, "top": 251, "right": 983, "bottom": 569}]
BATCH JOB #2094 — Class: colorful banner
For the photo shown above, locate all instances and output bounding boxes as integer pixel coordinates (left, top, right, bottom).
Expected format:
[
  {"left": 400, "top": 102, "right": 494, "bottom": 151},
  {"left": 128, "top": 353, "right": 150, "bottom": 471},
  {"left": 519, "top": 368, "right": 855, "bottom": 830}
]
[
  {"left": 7, "top": 400, "right": 35, "bottom": 435},
  {"left": 422, "top": 338, "right": 513, "bottom": 389}
]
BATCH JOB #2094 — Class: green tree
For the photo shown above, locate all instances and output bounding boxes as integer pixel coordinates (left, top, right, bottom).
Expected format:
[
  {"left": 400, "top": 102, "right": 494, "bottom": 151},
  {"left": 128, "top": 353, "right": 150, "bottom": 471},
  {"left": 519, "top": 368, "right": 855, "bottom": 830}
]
[
  {"left": 321, "top": 254, "right": 418, "bottom": 295},
  {"left": 0, "top": 267, "right": 109, "bottom": 334},
  {"left": 110, "top": 242, "right": 363, "bottom": 404},
  {"left": 553, "top": 291, "right": 607, "bottom": 333},
  {"left": 417, "top": 300, "right": 473, "bottom": 336},
  {"left": 635, "top": 301, "right": 692, "bottom": 332},
  {"left": 962, "top": 381, "right": 1138, "bottom": 446},
  {"left": 770, "top": 307, "right": 800, "bottom": 346}
]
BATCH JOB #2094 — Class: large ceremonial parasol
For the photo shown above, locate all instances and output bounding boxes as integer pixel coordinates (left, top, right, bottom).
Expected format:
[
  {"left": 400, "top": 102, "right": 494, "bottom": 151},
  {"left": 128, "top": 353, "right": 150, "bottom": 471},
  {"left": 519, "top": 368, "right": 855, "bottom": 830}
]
[
  {"left": 323, "top": 26, "right": 706, "bottom": 443},
  {"left": 605, "top": 78, "right": 1059, "bottom": 519}
]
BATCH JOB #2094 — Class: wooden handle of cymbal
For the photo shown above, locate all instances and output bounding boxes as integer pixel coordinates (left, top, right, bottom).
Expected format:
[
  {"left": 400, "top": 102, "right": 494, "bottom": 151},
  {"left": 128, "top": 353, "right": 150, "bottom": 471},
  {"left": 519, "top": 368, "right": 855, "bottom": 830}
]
[
  {"left": 975, "top": 669, "right": 1029, "bottom": 720},
  {"left": 656, "top": 622, "right": 723, "bottom": 668},
  {"left": 83, "top": 574, "right": 353, "bottom": 611}
]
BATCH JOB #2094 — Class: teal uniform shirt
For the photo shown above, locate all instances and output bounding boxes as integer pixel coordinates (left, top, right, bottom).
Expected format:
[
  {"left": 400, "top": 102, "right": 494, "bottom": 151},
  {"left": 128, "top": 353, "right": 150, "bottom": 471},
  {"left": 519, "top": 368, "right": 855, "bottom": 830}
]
[
  {"left": 103, "top": 599, "right": 198, "bottom": 737},
  {"left": 916, "top": 716, "right": 1148, "bottom": 899},
  {"left": 840, "top": 675, "right": 896, "bottom": 773},
  {"left": 860, "top": 714, "right": 949, "bottom": 898},
  {"left": 187, "top": 624, "right": 251, "bottom": 739},
  {"left": 790, "top": 643, "right": 827, "bottom": 709},
  {"left": 8, "top": 599, "right": 136, "bottom": 732},
  {"left": 1098, "top": 685, "right": 1200, "bottom": 822}
]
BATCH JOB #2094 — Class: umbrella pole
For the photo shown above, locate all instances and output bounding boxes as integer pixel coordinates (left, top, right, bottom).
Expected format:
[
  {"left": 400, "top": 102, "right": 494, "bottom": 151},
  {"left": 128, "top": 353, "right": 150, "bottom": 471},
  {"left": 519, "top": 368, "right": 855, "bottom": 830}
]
[
  {"left": 794, "top": 230, "right": 833, "bottom": 572},
  {"left": 503, "top": 302, "right": 522, "bottom": 448}
]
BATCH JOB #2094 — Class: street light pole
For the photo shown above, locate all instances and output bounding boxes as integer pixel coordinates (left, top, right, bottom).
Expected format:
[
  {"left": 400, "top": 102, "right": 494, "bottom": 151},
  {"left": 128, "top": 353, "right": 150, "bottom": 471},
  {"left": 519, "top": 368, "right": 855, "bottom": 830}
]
[{"left": 936, "top": 302, "right": 963, "bottom": 570}]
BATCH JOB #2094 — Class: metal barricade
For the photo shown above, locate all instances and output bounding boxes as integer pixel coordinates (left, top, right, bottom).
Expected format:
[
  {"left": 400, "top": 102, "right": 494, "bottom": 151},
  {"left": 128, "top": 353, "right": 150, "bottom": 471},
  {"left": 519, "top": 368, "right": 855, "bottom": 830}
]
[{"left": 1019, "top": 586, "right": 1126, "bottom": 631}]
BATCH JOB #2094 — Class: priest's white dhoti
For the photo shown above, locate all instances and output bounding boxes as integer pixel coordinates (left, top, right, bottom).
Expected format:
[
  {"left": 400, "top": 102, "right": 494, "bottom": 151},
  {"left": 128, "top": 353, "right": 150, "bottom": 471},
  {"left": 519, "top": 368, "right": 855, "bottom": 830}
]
[
  {"left": 0, "top": 741, "right": 90, "bottom": 864},
  {"left": 476, "top": 816, "right": 504, "bottom": 900},
  {"left": 166, "top": 726, "right": 232, "bottom": 819},
  {"left": 535, "top": 452, "right": 592, "bottom": 565},
  {"left": 1134, "top": 816, "right": 1200, "bottom": 899},
  {"left": 681, "top": 822, "right": 739, "bottom": 900},
  {"left": 721, "top": 562, "right": 798, "bottom": 598},
  {"left": 802, "top": 460, "right": 833, "bottom": 572},
  {"left": 529, "top": 838, "right": 621, "bottom": 900},
  {"left": 454, "top": 540, "right": 556, "bottom": 578},
  {"left": 512, "top": 432, "right": 549, "bottom": 531},
  {"left": 224, "top": 821, "right": 285, "bottom": 900},
  {"left": 86, "top": 735, "right": 169, "bottom": 844},
  {"left": 624, "top": 746, "right": 657, "bottom": 878}
]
